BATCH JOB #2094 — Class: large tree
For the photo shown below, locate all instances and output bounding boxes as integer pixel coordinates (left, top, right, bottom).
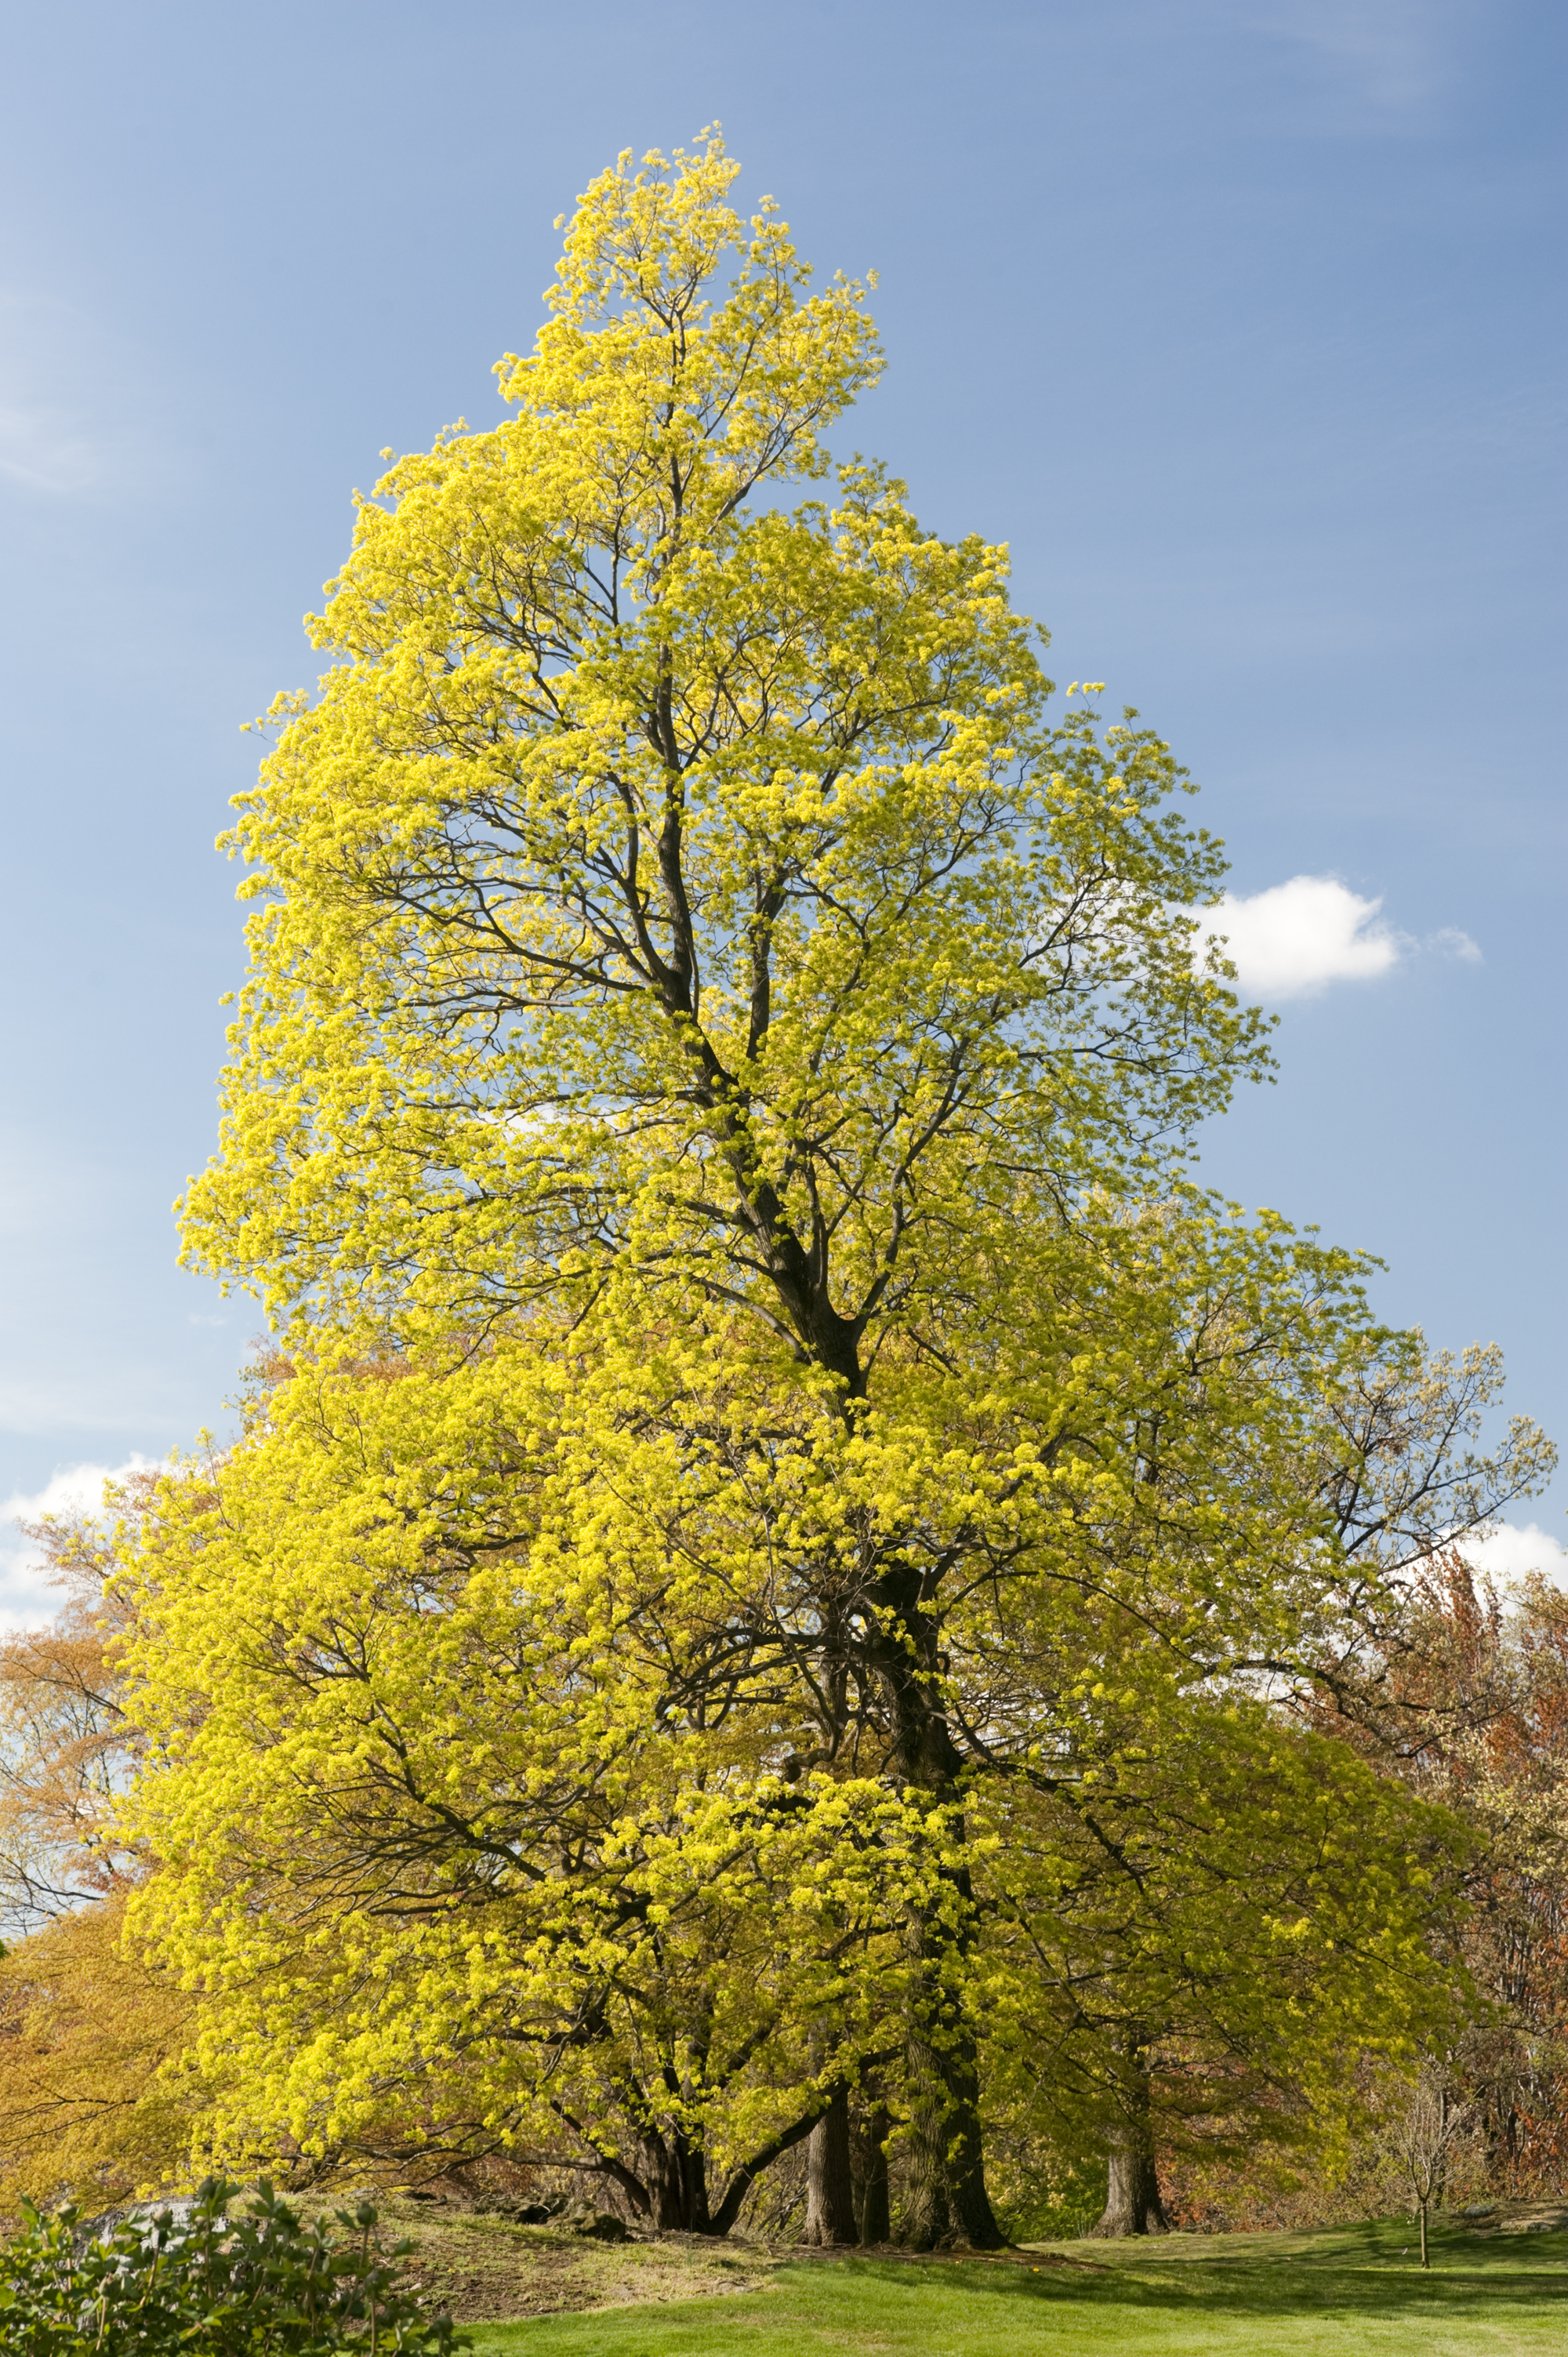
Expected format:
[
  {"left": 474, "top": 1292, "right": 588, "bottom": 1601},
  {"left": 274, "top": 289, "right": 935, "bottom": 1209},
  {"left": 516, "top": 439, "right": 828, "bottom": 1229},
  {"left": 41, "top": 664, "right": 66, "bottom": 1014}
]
[
  {"left": 176, "top": 133, "right": 1270, "bottom": 2249},
  {"left": 158, "top": 139, "right": 1550, "bottom": 2241},
  {"left": 183, "top": 136, "right": 1268, "bottom": 1380}
]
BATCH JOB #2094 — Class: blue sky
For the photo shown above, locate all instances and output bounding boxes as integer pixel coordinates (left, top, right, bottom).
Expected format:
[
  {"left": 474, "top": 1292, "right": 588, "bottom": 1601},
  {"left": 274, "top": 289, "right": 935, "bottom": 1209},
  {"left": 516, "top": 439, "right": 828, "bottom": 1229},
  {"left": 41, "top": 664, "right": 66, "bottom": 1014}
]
[{"left": 0, "top": 0, "right": 1563, "bottom": 1613}]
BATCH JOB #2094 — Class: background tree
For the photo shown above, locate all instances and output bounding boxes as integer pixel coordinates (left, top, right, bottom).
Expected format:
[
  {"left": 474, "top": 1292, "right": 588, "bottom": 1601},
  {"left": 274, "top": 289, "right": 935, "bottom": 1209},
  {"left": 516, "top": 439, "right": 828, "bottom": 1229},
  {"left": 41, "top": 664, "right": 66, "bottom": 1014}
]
[
  {"left": 0, "top": 1499, "right": 140, "bottom": 1934},
  {"left": 1395, "top": 2061, "right": 1471, "bottom": 2268},
  {"left": 1062, "top": 1339, "right": 1553, "bottom": 2235},
  {"left": 0, "top": 1895, "right": 194, "bottom": 2215},
  {"left": 1329, "top": 1556, "right": 1568, "bottom": 2195},
  {"left": 1454, "top": 1581, "right": 1568, "bottom": 2189},
  {"left": 978, "top": 1688, "right": 1467, "bottom": 2238},
  {"left": 0, "top": 1486, "right": 194, "bottom": 2213}
]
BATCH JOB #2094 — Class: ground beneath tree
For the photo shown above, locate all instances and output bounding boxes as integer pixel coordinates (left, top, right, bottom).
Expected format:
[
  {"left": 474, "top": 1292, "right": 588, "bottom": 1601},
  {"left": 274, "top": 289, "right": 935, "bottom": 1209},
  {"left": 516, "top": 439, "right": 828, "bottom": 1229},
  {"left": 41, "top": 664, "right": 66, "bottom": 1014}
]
[
  {"left": 379, "top": 2198, "right": 1104, "bottom": 2324},
  {"left": 425, "top": 2212, "right": 1568, "bottom": 2354},
  {"left": 376, "top": 2199, "right": 780, "bottom": 2321}
]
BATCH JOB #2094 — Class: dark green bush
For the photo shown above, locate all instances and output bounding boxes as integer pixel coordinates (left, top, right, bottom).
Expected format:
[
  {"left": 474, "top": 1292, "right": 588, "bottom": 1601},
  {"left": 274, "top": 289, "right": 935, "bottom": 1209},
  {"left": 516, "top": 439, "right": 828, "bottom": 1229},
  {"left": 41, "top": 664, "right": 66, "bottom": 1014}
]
[{"left": 0, "top": 2177, "right": 465, "bottom": 2355}]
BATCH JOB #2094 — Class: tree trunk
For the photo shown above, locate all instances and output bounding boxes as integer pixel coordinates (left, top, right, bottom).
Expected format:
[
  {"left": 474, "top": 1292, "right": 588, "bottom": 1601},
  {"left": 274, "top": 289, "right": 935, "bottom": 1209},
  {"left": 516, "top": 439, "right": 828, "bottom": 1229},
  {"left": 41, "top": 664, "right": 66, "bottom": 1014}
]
[
  {"left": 858, "top": 2104, "right": 891, "bottom": 2245},
  {"left": 868, "top": 1569, "right": 1004, "bottom": 2251},
  {"left": 899, "top": 1928, "right": 1004, "bottom": 2249},
  {"left": 643, "top": 2128, "right": 711, "bottom": 2232},
  {"left": 803, "top": 2084, "right": 857, "bottom": 2246},
  {"left": 1094, "top": 2033, "right": 1169, "bottom": 2237},
  {"left": 1098, "top": 2134, "right": 1170, "bottom": 2236}
]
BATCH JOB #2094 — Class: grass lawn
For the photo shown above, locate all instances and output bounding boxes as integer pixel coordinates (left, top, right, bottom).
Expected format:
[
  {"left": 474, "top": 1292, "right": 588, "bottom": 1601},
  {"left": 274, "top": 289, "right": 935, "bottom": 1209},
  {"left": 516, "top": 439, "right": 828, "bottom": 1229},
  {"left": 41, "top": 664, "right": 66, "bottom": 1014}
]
[{"left": 464, "top": 2215, "right": 1568, "bottom": 2356}]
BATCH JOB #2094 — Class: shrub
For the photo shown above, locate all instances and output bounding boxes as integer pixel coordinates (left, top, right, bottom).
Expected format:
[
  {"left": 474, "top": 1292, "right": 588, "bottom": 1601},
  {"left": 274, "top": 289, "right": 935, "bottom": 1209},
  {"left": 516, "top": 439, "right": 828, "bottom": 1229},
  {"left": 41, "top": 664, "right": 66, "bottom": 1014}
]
[{"left": 0, "top": 2177, "right": 464, "bottom": 2355}]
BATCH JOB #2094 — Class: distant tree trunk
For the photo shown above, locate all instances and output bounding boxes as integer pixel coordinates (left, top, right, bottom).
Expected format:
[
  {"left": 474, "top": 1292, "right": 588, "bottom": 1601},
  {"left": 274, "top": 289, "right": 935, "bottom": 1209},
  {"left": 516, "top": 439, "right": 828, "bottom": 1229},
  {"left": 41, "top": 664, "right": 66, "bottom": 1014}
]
[
  {"left": 1098, "top": 2135, "right": 1170, "bottom": 2236},
  {"left": 803, "top": 2085, "right": 857, "bottom": 2246},
  {"left": 1094, "top": 2032, "right": 1169, "bottom": 2237},
  {"left": 858, "top": 2103, "right": 892, "bottom": 2245},
  {"left": 1428, "top": 2082, "right": 1450, "bottom": 2218}
]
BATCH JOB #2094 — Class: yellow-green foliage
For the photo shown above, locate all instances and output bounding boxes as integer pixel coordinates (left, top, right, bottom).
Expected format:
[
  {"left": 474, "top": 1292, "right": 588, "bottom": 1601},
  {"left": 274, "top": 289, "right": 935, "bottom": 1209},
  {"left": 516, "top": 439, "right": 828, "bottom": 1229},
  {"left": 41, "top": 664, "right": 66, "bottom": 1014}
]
[
  {"left": 179, "top": 133, "right": 1265, "bottom": 1358},
  {"left": 975, "top": 1694, "right": 1464, "bottom": 2162},
  {"left": 121, "top": 1331, "right": 939, "bottom": 2197},
  {"left": 121, "top": 1204, "right": 1467, "bottom": 2190}
]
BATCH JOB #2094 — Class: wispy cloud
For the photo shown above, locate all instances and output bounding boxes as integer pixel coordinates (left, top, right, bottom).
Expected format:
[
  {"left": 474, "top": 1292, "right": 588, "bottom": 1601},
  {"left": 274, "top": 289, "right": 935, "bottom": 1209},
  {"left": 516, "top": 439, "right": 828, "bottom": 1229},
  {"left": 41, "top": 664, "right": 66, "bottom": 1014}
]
[
  {"left": 1195, "top": 875, "right": 1480, "bottom": 1000},
  {"left": 0, "top": 291, "right": 171, "bottom": 499},
  {"left": 0, "top": 1455, "right": 156, "bottom": 1630},
  {"left": 1218, "top": 0, "right": 1474, "bottom": 130},
  {"left": 0, "top": 296, "right": 106, "bottom": 494},
  {"left": 0, "top": 401, "right": 102, "bottom": 494},
  {"left": 0, "top": 1376, "right": 167, "bottom": 1441},
  {"left": 1425, "top": 924, "right": 1482, "bottom": 965}
]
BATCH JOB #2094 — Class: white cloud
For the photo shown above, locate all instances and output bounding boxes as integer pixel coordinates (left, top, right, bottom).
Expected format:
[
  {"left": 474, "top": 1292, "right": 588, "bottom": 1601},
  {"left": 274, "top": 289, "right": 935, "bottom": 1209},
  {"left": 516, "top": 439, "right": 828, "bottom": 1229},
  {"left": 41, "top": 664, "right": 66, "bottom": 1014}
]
[
  {"left": 0, "top": 1456, "right": 155, "bottom": 1632},
  {"left": 1195, "top": 876, "right": 1482, "bottom": 1000},
  {"left": 1197, "top": 875, "right": 1406, "bottom": 997},
  {"left": 1459, "top": 1521, "right": 1568, "bottom": 1591}
]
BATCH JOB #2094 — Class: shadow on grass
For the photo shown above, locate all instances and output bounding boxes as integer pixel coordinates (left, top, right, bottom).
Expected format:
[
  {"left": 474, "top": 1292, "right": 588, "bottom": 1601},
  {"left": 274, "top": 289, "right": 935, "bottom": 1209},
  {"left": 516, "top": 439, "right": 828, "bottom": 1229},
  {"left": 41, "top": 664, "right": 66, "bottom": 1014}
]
[{"left": 829, "top": 2216, "right": 1568, "bottom": 2322}]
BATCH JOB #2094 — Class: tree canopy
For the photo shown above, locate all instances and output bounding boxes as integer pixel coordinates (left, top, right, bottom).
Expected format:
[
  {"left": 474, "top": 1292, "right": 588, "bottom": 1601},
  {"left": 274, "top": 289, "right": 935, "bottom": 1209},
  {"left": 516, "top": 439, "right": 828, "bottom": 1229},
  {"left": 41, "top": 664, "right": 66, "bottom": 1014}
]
[
  {"left": 118, "top": 1223, "right": 1539, "bottom": 2233},
  {"left": 181, "top": 135, "right": 1265, "bottom": 1384}
]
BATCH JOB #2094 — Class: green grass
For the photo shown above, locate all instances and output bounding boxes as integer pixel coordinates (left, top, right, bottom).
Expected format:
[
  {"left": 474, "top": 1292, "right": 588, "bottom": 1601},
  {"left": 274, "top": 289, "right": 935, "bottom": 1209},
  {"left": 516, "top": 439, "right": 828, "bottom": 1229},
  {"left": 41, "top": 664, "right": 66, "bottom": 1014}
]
[{"left": 465, "top": 2215, "right": 1568, "bottom": 2355}]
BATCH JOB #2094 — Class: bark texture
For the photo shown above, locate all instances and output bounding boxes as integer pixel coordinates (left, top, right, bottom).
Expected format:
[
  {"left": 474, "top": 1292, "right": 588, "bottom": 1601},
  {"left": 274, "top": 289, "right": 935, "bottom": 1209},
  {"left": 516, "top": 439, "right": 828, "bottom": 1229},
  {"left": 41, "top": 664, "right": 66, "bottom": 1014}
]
[
  {"left": 1097, "top": 2136, "right": 1170, "bottom": 2236},
  {"left": 642, "top": 2130, "right": 710, "bottom": 2232},
  {"left": 898, "top": 1934, "right": 1004, "bottom": 2248},
  {"left": 803, "top": 2085, "right": 858, "bottom": 2246},
  {"left": 869, "top": 1564, "right": 1004, "bottom": 2250}
]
